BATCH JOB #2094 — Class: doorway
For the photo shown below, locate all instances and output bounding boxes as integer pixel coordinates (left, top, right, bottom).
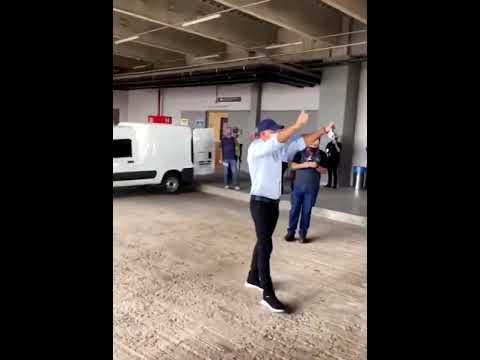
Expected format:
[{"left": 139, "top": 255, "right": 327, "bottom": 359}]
[{"left": 207, "top": 111, "right": 228, "bottom": 165}]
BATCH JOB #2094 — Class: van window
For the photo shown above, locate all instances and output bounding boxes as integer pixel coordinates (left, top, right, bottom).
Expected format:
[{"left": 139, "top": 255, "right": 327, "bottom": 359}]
[{"left": 113, "top": 139, "right": 132, "bottom": 158}]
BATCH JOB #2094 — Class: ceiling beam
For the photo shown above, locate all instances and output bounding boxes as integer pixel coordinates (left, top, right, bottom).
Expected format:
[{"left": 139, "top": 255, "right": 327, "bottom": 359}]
[
  {"left": 321, "top": 0, "right": 367, "bottom": 24},
  {"left": 113, "top": 7, "right": 244, "bottom": 49},
  {"left": 212, "top": 0, "right": 343, "bottom": 41},
  {"left": 113, "top": 0, "right": 274, "bottom": 50},
  {"left": 113, "top": 40, "right": 366, "bottom": 80},
  {"left": 114, "top": 35, "right": 194, "bottom": 57},
  {"left": 113, "top": 11, "right": 226, "bottom": 57},
  {"left": 113, "top": 55, "right": 149, "bottom": 70},
  {"left": 113, "top": 42, "right": 186, "bottom": 67}
]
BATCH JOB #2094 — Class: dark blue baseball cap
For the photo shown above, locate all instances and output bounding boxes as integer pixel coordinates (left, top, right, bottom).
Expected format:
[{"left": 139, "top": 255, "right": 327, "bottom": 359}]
[{"left": 256, "top": 118, "right": 284, "bottom": 134}]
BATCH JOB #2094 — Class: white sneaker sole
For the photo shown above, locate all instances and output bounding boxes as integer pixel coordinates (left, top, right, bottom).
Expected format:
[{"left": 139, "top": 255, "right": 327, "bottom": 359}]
[
  {"left": 260, "top": 299, "right": 286, "bottom": 313},
  {"left": 244, "top": 282, "right": 263, "bottom": 292}
]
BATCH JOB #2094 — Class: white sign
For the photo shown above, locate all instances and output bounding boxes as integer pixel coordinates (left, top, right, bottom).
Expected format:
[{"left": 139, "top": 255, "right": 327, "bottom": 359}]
[{"left": 180, "top": 118, "right": 189, "bottom": 126}]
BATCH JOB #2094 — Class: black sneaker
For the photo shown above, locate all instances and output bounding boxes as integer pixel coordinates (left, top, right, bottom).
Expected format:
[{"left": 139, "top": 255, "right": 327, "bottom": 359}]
[
  {"left": 245, "top": 272, "right": 263, "bottom": 291},
  {"left": 324, "top": 185, "right": 331, "bottom": 188},
  {"left": 261, "top": 293, "right": 286, "bottom": 313},
  {"left": 298, "top": 234, "right": 307, "bottom": 243},
  {"left": 284, "top": 233, "right": 295, "bottom": 242}
]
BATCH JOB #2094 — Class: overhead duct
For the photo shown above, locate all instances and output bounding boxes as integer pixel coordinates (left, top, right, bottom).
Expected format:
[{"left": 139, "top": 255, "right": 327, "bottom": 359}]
[{"left": 113, "top": 63, "right": 322, "bottom": 90}]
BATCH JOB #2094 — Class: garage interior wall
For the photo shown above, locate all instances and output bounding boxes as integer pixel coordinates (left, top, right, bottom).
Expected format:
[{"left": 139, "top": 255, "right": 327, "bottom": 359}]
[
  {"left": 164, "top": 85, "right": 252, "bottom": 125},
  {"left": 127, "top": 89, "right": 158, "bottom": 123},
  {"left": 352, "top": 62, "right": 367, "bottom": 167},
  {"left": 180, "top": 111, "right": 207, "bottom": 129},
  {"left": 117, "top": 64, "right": 367, "bottom": 175},
  {"left": 113, "top": 90, "right": 129, "bottom": 123},
  {"left": 261, "top": 83, "right": 320, "bottom": 111}
]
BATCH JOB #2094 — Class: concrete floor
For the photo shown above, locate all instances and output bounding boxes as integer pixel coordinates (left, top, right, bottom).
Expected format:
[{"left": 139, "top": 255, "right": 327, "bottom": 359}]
[
  {"left": 198, "top": 168, "right": 367, "bottom": 217},
  {"left": 113, "top": 189, "right": 367, "bottom": 360}
]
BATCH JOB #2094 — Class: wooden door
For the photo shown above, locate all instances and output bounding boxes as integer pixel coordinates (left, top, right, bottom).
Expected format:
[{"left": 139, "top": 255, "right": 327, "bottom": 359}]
[{"left": 207, "top": 112, "right": 228, "bottom": 165}]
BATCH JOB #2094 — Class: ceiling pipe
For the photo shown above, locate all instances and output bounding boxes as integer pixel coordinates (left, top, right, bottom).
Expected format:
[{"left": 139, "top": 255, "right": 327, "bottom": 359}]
[
  {"left": 113, "top": 64, "right": 320, "bottom": 87},
  {"left": 113, "top": 64, "right": 321, "bottom": 89},
  {"left": 114, "top": 41, "right": 367, "bottom": 80}
]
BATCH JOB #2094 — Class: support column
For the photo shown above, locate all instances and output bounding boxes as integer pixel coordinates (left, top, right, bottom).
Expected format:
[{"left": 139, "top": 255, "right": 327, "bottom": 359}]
[
  {"left": 239, "top": 82, "right": 263, "bottom": 173},
  {"left": 252, "top": 82, "right": 263, "bottom": 127},
  {"left": 317, "top": 63, "right": 361, "bottom": 187}
]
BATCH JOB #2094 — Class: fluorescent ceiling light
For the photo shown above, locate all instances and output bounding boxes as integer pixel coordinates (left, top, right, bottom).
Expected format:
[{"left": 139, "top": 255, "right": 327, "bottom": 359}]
[
  {"left": 182, "top": 13, "right": 221, "bottom": 27},
  {"left": 133, "top": 64, "right": 150, "bottom": 70},
  {"left": 265, "top": 41, "right": 303, "bottom": 50},
  {"left": 194, "top": 54, "right": 220, "bottom": 60},
  {"left": 114, "top": 36, "right": 139, "bottom": 45}
]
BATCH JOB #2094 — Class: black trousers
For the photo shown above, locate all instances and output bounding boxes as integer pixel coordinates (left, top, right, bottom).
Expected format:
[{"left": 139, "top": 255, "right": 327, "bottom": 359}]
[
  {"left": 249, "top": 199, "right": 279, "bottom": 293},
  {"left": 327, "top": 163, "right": 339, "bottom": 187}
]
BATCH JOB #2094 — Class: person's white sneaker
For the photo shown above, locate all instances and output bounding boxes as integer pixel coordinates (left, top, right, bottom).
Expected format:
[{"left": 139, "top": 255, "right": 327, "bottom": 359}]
[
  {"left": 235, "top": 186, "right": 240, "bottom": 191},
  {"left": 260, "top": 294, "right": 286, "bottom": 313},
  {"left": 224, "top": 185, "right": 230, "bottom": 189}
]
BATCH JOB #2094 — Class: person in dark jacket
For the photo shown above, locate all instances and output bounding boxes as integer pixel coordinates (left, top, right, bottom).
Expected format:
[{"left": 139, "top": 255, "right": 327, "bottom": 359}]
[
  {"left": 220, "top": 127, "right": 240, "bottom": 190},
  {"left": 325, "top": 136, "right": 342, "bottom": 189},
  {"left": 285, "top": 138, "right": 327, "bottom": 243}
]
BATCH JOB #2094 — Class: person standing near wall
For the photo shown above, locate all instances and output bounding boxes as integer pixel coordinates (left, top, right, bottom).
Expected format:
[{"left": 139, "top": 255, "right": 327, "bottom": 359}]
[
  {"left": 220, "top": 127, "right": 240, "bottom": 190},
  {"left": 245, "top": 112, "right": 334, "bottom": 312},
  {"left": 325, "top": 135, "right": 342, "bottom": 189}
]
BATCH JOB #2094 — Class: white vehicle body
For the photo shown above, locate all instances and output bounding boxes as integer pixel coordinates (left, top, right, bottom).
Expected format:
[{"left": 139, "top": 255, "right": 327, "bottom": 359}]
[{"left": 113, "top": 123, "right": 214, "bottom": 192}]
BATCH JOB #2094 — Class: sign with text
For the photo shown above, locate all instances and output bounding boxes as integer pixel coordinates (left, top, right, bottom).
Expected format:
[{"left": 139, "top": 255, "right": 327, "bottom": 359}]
[{"left": 217, "top": 96, "right": 241, "bottom": 103}]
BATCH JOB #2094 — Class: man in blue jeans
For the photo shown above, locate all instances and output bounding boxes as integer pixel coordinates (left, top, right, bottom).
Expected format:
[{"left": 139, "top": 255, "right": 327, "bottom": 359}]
[
  {"left": 285, "top": 138, "right": 327, "bottom": 243},
  {"left": 220, "top": 127, "right": 240, "bottom": 190}
]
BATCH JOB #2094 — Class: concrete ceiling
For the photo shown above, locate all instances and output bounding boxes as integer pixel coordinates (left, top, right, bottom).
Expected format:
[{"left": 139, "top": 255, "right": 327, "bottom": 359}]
[{"left": 113, "top": 0, "right": 367, "bottom": 75}]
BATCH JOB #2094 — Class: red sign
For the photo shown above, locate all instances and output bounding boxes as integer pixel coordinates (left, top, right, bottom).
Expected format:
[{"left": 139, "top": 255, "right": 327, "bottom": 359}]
[{"left": 148, "top": 115, "right": 172, "bottom": 124}]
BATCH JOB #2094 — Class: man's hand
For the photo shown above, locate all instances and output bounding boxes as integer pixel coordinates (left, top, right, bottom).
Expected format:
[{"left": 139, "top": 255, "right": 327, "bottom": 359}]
[
  {"left": 305, "top": 161, "right": 318, "bottom": 168},
  {"left": 325, "top": 121, "right": 335, "bottom": 133},
  {"left": 295, "top": 111, "right": 309, "bottom": 129},
  {"left": 316, "top": 166, "right": 327, "bottom": 173}
]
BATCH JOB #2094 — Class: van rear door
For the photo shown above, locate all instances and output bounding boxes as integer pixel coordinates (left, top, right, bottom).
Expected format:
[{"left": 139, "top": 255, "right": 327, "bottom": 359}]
[{"left": 192, "top": 128, "right": 215, "bottom": 175}]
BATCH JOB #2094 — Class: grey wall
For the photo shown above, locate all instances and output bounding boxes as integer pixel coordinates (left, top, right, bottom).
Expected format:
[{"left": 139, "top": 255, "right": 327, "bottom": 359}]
[
  {"left": 341, "top": 63, "right": 361, "bottom": 186},
  {"left": 317, "top": 65, "right": 361, "bottom": 187},
  {"left": 128, "top": 89, "right": 158, "bottom": 123},
  {"left": 181, "top": 111, "right": 207, "bottom": 128},
  {"left": 352, "top": 62, "right": 367, "bottom": 167},
  {"left": 113, "top": 90, "right": 129, "bottom": 123}
]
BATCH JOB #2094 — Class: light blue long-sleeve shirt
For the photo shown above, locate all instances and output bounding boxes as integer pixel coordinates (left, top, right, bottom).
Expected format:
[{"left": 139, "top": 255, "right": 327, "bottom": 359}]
[
  {"left": 248, "top": 134, "right": 305, "bottom": 200},
  {"left": 281, "top": 133, "right": 302, "bottom": 162}
]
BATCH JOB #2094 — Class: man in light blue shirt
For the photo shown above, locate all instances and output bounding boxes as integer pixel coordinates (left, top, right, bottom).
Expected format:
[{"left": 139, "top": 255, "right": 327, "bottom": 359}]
[{"left": 244, "top": 112, "right": 335, "bottom": 312}]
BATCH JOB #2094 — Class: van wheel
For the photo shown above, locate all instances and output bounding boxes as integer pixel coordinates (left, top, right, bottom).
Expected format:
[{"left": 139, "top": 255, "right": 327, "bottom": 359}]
[{"left": 162, "top": 173, "right": 180, "bottom": 194}]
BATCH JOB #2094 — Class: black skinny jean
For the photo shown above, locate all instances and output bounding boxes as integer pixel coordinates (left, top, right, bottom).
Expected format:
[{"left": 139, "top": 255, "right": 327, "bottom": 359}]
[{"left": 249, "top": 198, "right": 279, "bottom": 294}]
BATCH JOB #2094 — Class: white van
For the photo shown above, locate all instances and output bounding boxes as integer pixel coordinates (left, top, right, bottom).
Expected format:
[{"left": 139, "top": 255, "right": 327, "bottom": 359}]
[{"left": 113, "top": 122, "right": 215, "bottom": 193}]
